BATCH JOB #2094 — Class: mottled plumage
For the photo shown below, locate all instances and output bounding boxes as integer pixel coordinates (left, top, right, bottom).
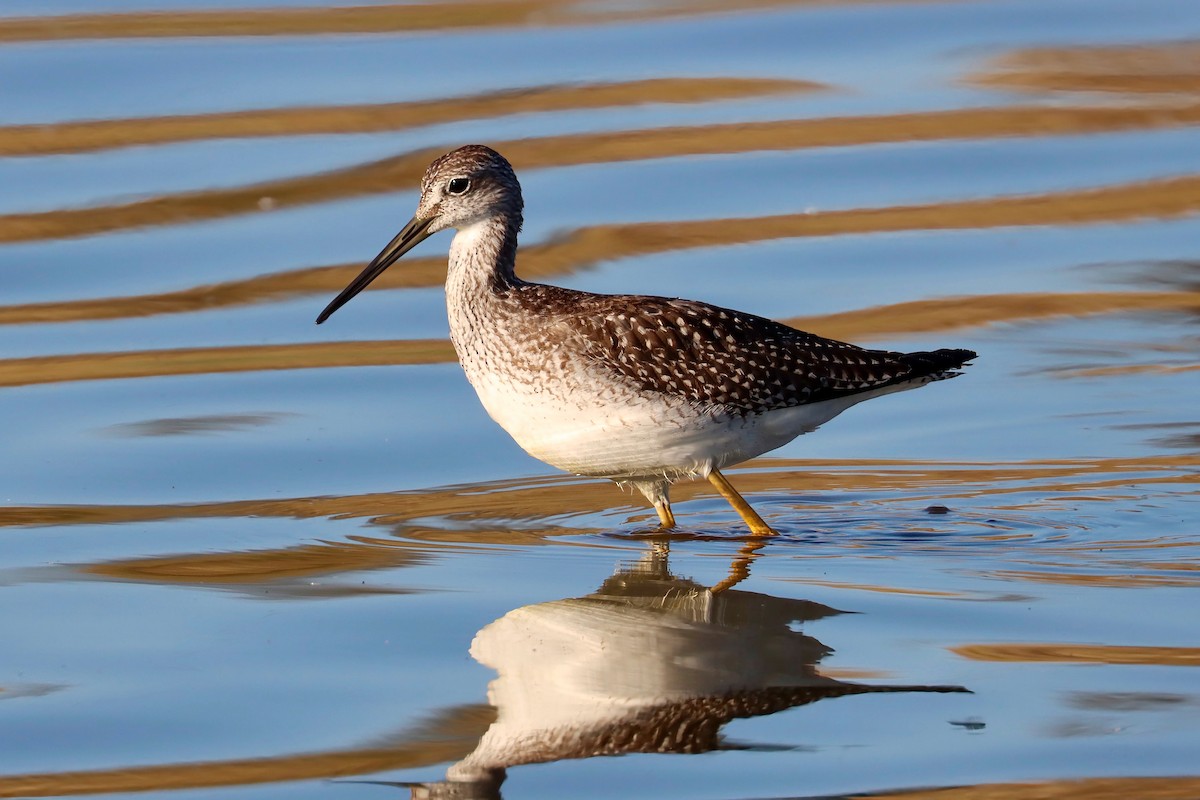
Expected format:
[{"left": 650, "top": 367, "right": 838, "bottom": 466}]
[
  {"left": 317, "top": 145, "right": 976, "bottom": 534},
  {"left": 546, "top": 290, "right": 970, "bottom": 413}
]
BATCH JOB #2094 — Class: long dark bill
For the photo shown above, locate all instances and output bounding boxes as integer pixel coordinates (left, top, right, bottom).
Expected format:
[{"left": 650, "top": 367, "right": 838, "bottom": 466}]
[{"left": 315, "top": 215, "right": 434, "bottom": 324}]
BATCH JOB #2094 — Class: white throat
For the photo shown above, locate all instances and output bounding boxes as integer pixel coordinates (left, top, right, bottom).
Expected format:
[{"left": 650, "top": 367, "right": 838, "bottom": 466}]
[{"left": 448, "top": 219, "right": 501, "bottom": 281}]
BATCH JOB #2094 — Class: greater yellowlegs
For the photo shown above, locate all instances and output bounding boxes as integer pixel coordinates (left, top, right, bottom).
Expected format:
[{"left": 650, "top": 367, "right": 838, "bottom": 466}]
[{"left": 317, "top": 145, "right": 975, "bottom": 535}]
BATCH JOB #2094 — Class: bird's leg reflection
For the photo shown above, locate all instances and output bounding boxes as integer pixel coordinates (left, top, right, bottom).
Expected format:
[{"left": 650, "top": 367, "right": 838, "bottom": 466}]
[
  {"left": 404, "top": 550, "right": 968, "bottom": 799},
  {"left": 709, "top": 537, "right": 770, "bottom": 595},
  {"left": 638, "top": 509, "right": 767, "bottom": 595}
]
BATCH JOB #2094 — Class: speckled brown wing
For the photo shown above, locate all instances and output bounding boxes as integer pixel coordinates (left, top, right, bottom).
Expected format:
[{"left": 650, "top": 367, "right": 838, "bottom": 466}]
[{"left": 555, "top": 293, "right": 974, "bottom": 414}]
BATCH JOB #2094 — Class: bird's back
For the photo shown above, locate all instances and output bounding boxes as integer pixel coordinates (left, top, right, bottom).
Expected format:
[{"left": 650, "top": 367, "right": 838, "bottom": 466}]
[{"left": 514, "top": 284, "right": 975, "bottom": 416}]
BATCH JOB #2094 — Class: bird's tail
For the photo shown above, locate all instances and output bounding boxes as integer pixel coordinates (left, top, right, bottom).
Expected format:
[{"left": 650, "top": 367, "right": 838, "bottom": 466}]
[{"left": 898, "top": 348, "right": 977, "bottom": 381}]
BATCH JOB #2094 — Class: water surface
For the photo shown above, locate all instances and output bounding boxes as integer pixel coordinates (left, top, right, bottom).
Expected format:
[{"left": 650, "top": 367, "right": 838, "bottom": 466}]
[{"left": 1, "top": 2, "right": 1198, "bottom": 798}]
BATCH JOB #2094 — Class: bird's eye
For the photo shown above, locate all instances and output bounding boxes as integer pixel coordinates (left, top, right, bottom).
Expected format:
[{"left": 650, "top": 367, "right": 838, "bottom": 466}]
[{"left": 447, "top": 177, "right": 470, "bottom": 195}]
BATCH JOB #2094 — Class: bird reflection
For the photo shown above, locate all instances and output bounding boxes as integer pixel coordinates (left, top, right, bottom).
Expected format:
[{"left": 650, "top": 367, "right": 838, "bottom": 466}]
[{"left": 396, "top": 546, "right": 967, "bottom": 799}]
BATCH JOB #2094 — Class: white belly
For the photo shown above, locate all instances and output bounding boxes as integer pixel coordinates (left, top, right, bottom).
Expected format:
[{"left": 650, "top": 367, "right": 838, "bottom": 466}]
[{"left": 464, "top": 366, "right": 872, "bottom": 481}]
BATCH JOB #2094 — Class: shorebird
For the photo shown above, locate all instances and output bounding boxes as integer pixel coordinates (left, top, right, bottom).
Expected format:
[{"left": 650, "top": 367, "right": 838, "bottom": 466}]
[{"left": 317, "top": 145, "right": 975, "bottom": 535}]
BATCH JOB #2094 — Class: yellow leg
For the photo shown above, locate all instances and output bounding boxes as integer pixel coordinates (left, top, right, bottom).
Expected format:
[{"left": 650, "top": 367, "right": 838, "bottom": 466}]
[
  {"left": 653, "top": 498, "right": 676, "bottom": 529},
  {"left": 707, "top": 468, "right": 775, "bottom": 536}
]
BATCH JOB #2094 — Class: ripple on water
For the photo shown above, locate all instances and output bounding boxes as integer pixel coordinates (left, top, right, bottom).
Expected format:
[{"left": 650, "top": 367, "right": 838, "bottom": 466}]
[{"left": 350, "top": 455, "right": 1196, "bottom": 599}]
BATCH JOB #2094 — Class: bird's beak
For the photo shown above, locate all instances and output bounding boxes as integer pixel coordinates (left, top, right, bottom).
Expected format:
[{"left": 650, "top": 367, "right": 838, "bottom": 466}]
[{"left": 315, "top": 215, "right": 434, "bottom": 324}]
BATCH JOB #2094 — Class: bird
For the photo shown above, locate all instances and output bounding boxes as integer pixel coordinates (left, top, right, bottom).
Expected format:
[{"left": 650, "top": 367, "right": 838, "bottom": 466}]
[{"left": 316, "top": 145, "right": 976, "bottom": 536}]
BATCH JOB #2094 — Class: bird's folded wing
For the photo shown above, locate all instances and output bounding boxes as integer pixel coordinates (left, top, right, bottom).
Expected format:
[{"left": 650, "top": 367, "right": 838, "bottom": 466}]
[{"left": 559, "top": 294, "right": 925, "bottom": 414}]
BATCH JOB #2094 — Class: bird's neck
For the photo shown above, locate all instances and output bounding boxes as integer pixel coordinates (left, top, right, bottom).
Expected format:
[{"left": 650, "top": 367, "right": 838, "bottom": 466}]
[
  {"left": 446, "top": 215, "right": 522, "bottom": 299},
  {"left": 445, "top": 216, "right": 526, "bottom": 362}
]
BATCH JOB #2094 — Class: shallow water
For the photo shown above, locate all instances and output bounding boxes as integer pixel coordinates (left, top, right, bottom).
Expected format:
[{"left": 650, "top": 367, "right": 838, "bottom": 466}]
[{"left": 1, "top": 2, "right": 1199, "bottom": 798}]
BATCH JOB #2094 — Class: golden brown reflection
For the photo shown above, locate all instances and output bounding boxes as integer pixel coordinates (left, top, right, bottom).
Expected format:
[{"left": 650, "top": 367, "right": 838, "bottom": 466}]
[
  {"left": 0, "top": 340, "right": 455, "bottom": 388},
  {"left": 780, "top": 580, "right": 967, "bottom": 598},
  {"left": 951, "top": 644, "right": 1200, "bottom": 667},
  {"left": 0, "top": 704, "right": 493, "bottom": 798},
  {"left": 973, "top": 42, "right": 1200, "bottom": 96},
  {"left": 866, "top": 776, "right": 1200, "bottom": 800},
  {"left": 5, "top": 108, "right": 1200, "bottom": 243},
  {"left": 2, "top": 286, "right": 1196, "bottom": 387},
  {"left": 1049, "top": 362, "right": 1200, "bottom": 380},
  {"left": 9, "top": 453, "right": 1197, "bottom": 567},
  {"left": 0, "top": 1, "right": 921, "bottom": 43},
  {"left": 4, "top": 199, "right": 1200, "bottom": 327},
  {"left": 29, "top": 452, "right": 1195, "bottom": 593},
  {"left": 82, "top": 540, "right": 431, "bottom": 592},
  {"left": 4, "top": 454, "right": 1193, "bottom": 531},
  {"left": 0, "top": 78, "right": 819, "bottom": 157},
  {"left": 984, "top": 568, "right": 1198, "bottom": 589},
  {"left": 786, "top": 289, "right": 1200, "bottom": 342}
]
